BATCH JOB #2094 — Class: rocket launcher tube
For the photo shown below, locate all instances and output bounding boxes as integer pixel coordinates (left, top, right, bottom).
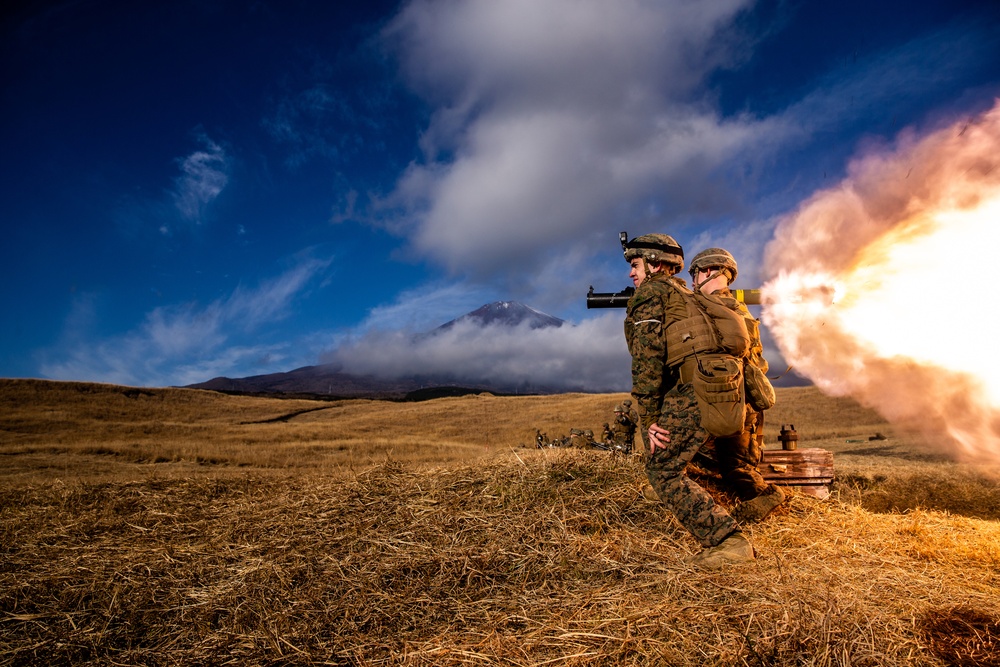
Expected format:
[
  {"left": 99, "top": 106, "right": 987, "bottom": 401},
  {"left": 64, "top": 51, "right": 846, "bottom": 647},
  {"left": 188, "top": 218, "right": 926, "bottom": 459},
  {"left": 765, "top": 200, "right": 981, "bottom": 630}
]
[
  {"left": 730, "top": 289, "right": 761, "bottom": 305},
  {"left": 586, "top": 286, "right": 761, "bottom": 308}
]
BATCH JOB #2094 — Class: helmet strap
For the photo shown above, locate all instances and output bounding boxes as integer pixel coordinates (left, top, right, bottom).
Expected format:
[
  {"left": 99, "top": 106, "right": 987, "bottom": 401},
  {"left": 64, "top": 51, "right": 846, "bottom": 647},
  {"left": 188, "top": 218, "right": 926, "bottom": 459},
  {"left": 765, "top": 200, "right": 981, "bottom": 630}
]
[{"left": 694, "top": 269, "right": 728, "bottom": 292}]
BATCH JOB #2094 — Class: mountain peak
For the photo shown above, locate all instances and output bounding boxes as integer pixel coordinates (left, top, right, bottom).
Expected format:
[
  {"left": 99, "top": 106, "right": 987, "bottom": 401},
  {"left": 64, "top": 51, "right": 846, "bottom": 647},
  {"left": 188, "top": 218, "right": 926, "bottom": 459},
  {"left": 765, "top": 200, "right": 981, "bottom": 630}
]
[{"left": 436, "top": 301, "right": 564, "bottom": 331}]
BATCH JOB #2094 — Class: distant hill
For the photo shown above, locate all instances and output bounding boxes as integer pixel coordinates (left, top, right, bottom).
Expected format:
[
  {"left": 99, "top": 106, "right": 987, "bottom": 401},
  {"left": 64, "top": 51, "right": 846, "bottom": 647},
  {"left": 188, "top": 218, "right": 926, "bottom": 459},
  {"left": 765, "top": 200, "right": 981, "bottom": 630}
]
[
  {"left": 189, "top": 365, "right": 422, "bottom": 399},
  {"left": 187, "top": 301, "right": 566, "bottom": 399},
  {"left": 187, "top": 364, "right": 504, "bottom": 401}
]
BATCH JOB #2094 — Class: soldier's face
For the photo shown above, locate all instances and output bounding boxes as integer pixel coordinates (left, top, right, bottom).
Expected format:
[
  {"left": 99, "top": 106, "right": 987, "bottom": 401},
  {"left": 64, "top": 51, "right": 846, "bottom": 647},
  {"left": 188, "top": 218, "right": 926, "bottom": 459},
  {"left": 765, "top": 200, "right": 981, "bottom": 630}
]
[
  {"left": 630, "top": 258, "right": 666, "bottom": 286},
  {"left": 629, "top": 258, "right": 647, "bottom": 286}
]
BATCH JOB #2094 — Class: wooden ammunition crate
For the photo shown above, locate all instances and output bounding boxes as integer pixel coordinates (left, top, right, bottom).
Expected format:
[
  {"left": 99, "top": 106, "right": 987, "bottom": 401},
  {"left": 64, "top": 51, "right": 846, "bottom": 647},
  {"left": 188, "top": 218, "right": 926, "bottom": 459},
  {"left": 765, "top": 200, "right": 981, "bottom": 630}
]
[{"left": 760, "top": 447, "right": 834, "bottom": 499}]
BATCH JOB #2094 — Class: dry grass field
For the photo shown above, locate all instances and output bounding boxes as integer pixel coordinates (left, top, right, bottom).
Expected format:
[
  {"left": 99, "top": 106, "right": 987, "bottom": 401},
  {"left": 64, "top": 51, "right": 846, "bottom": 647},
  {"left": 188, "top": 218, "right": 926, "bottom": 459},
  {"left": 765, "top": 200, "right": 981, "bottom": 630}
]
[{"left": 2, "top": 378, "right": 1000, "bottom": 666}]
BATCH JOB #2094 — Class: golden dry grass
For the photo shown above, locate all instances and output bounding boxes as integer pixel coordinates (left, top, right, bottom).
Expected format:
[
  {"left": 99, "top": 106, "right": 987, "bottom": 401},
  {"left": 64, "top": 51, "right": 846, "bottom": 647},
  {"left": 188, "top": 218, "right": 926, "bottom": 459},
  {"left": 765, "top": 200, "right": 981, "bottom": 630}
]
[
  {"left": 3, "top": 379, "right": 1000, "bottom": 666},
  {"left": 0, "top": 379, "right": 624, "bottom": 485}
]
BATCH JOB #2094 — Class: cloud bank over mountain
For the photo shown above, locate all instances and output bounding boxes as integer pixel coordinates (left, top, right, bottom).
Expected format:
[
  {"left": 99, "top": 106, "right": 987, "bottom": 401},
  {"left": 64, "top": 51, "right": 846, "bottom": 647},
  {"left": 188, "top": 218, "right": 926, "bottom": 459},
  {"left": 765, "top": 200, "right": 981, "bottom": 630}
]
[{"left": 325, "top": 307, "right": 629, "bottom": 394}]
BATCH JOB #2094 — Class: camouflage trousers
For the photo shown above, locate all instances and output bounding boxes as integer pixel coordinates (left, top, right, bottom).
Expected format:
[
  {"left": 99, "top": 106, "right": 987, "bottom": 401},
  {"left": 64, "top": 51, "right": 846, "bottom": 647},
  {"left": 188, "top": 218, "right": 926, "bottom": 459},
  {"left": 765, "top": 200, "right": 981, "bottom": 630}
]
[
  {"left": 712, "top": 411, "right": 769, "bottom": 501},
  {"left": 643, "top": 382, "right": 739, "bottom": 548}
]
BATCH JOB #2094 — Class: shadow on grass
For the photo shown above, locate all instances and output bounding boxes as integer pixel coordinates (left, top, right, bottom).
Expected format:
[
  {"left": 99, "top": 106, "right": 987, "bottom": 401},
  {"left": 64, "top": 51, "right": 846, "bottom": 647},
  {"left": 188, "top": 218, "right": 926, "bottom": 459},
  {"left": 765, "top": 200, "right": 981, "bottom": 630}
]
[
  {"left": 839, "top": 443, "right": 951, "bottom": 463},
  {"left": 836, "top": 472, "right": 1000, "bottom": 520},
  {"left": 919, "top": 606, "right": 1000, "bottom": 667}
]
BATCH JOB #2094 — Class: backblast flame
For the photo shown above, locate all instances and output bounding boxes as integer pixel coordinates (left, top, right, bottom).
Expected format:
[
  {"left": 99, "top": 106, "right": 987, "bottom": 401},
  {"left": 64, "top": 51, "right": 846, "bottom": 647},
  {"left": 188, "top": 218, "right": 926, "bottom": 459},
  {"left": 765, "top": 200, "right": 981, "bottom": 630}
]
[{"left": 762, "top": 100, "right": 1000, "bottom": 462}]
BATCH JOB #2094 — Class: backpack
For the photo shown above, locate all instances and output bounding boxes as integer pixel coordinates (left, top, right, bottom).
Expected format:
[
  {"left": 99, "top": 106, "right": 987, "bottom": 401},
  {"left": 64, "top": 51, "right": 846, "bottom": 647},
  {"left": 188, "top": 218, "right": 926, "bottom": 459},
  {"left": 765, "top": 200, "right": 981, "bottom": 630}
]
[
  {"left": 663, "top": 283, "right": 750, "bottom": 367},
  {"left": 662, "top": 283, "right": 752, "bottom": 437}
]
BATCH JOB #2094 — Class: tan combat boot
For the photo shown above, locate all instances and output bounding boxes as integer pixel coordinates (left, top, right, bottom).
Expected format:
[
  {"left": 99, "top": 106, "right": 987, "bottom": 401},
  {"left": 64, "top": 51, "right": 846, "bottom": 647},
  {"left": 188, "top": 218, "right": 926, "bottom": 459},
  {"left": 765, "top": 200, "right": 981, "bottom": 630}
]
[
  {"left": 687, "top": 532, "right": 755, "bottom": 569},
  {"left": 731, "top": 484, "right": 786, "bottom": 524},
  {"left": 641, "top": 484, "right": 660, "bottom": 502}
]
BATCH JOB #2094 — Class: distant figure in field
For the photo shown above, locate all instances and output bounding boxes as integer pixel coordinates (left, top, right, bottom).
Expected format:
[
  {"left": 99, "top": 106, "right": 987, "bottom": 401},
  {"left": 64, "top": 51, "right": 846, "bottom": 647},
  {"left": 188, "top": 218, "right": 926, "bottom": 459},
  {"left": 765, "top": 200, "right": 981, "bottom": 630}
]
[
  {"left": 535, "top": 429, "right": 547, "bottom": 448},
  {"left": 688, "top": 247, "right": 784, "bottom": 524},
  {"left": 622, "top": 399, "right": 639, "bottom": 429},
  {"left": 609, "top": 400, "right": 638, "bottom": 454},
  {"left": 561, "top": 428, "right": 606, "bottom": 449}
]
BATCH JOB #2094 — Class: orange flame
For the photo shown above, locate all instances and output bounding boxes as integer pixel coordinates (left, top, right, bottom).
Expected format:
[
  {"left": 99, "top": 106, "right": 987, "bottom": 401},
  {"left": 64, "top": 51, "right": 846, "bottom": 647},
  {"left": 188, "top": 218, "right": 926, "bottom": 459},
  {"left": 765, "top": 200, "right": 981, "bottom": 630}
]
[{"left": 762, "top": 100, "right": 1000, "bottom": 462}]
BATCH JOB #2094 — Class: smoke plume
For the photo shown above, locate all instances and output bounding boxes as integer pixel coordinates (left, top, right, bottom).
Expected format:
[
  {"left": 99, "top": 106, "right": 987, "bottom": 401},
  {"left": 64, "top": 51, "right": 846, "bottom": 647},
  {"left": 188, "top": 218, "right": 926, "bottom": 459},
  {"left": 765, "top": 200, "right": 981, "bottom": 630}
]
[{"left": 762, "top": 100, "right": 1000, "bottom": 461}]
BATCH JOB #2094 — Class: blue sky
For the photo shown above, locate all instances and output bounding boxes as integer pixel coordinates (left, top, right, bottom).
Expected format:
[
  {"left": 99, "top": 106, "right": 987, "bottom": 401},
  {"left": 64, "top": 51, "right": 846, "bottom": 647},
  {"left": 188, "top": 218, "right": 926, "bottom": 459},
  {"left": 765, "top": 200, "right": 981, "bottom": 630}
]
[{"left": 2, "top": 0, "right": 999, "bottom": 391}]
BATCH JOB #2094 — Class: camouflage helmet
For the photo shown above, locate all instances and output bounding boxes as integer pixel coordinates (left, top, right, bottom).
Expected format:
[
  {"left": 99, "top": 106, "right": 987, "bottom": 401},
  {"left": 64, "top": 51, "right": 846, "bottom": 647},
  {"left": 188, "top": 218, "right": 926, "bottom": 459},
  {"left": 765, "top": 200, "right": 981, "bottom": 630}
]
[
  {"left": 622, "top": 399, "right": 632, "bottom": 407},
  {"left": 623, "top": 234, "right": 684, "bottom": 271},
  {"left": 688, "top": 247, "right": 738, "bottom": 283}
]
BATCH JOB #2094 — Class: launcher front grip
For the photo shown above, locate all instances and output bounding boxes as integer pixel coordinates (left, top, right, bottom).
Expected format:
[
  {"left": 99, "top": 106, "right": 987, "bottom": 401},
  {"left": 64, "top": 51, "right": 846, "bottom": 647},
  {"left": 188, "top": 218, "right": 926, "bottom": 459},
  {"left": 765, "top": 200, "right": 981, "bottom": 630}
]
[{"left": 586, "top": 286, "right": 762, "bottom": 308}]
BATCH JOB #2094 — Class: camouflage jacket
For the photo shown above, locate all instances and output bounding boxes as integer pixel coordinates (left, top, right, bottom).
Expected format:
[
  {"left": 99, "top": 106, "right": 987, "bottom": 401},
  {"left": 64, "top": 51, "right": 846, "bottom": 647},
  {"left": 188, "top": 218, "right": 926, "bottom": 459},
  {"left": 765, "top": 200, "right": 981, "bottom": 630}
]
[
  {"left": 713, "top": 287, "right": 769, "bottom": 373},
  {"left": 624, "top": 273, "right": 690, "bottom": 432},
  {"left": 614, "top": 411, "right": 637, "bottom": 432}
]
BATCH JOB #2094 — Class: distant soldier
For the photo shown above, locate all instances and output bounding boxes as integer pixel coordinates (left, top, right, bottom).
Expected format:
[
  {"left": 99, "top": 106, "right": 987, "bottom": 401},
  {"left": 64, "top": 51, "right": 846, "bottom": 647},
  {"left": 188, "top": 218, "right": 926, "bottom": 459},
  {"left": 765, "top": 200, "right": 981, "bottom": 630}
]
[
  {"left": 622, "top": 398, "right": 639, "bottom": 428},
  {"left": 601, "top": 422, "right": 613, "bottom": 444},
  {"left": 689, "top": 247, "right": 785, "bottom": 523},
  {"left": 621, "top": 399, "right": 639, "bottom": 451},
  {"left": 610, "top": 401, "right": 638, "bottom": 453},
  {"left": 535, "top": 429, "right": 548, "bottom": 448}
]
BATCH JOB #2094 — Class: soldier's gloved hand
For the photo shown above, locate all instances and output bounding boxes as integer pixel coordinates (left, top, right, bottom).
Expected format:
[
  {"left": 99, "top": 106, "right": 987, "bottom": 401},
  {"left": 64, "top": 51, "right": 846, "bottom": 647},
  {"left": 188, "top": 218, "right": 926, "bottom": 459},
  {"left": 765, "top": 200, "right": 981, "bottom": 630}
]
[{"left": 648, "top": 423, "right": 671, "bottom": 453}]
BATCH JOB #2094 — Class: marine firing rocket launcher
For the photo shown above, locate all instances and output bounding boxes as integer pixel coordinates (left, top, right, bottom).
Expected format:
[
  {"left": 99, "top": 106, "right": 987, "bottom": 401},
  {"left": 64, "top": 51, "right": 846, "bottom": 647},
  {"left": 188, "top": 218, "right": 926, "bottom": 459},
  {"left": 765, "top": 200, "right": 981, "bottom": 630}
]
[
  {"left": 586, "top": 232, "right": 761, "bottom": 308},
  {"left": 590, "top": 233, "right": 835, "bottom": 498}
]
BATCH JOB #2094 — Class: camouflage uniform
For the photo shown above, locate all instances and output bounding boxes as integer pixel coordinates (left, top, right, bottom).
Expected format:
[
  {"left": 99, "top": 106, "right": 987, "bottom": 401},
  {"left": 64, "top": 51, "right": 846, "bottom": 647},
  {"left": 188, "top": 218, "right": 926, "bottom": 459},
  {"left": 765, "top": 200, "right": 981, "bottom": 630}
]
[
  {"left": 626, "top": 405, "right": 639, "bottom": 434},
  {"left": 569, "top": 429, "right": 589, "bottom": 449},
  {"left": 626, "top": 272, "right": 739, "bottom": 547},
  {"left": 610, "top": 406, "right": 637, "bottom": 452},
  {"left": 706, "top": 287, "right": 770, "bottom": 500},
  {"left": 621, "top": 401, "right": 639, "bottom": 451}
]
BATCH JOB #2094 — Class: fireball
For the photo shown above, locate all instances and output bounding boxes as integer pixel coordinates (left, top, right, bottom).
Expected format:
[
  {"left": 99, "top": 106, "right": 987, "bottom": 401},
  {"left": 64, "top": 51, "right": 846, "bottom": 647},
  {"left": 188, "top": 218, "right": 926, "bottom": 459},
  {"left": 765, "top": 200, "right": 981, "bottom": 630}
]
[{"left": 762, "top": 100, "right": 1000, "bottom": 461}]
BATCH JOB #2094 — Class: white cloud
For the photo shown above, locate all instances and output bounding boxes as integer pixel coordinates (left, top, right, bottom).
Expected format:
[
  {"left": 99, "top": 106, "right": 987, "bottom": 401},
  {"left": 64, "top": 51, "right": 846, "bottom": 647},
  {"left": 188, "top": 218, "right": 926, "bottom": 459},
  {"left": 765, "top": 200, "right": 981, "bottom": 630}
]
[
  {"left": 387, "top": 0, "right": 748, "bottom": 110},
  {"left": 379, "top": 0, "right": 789, "bottom": 278},
  {"left": 172, "top": 135, "right": 230, "bottom": 223},
  {"left": 40, "top": 258, "right": 329, "bottom": 387},
  {"left": 315, "top": 272, "right": 631, "bottom": 393},
  {"left": 327, "top": 310, "right": 630, "bottom": 392}
]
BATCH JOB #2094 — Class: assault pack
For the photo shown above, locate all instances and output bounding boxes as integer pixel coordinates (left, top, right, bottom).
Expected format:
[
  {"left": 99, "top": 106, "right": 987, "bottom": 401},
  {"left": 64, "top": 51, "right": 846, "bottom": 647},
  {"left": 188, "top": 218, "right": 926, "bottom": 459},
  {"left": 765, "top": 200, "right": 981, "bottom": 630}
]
[{"left": 662, "top": 281, "right": 750, "bottom": 367}]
